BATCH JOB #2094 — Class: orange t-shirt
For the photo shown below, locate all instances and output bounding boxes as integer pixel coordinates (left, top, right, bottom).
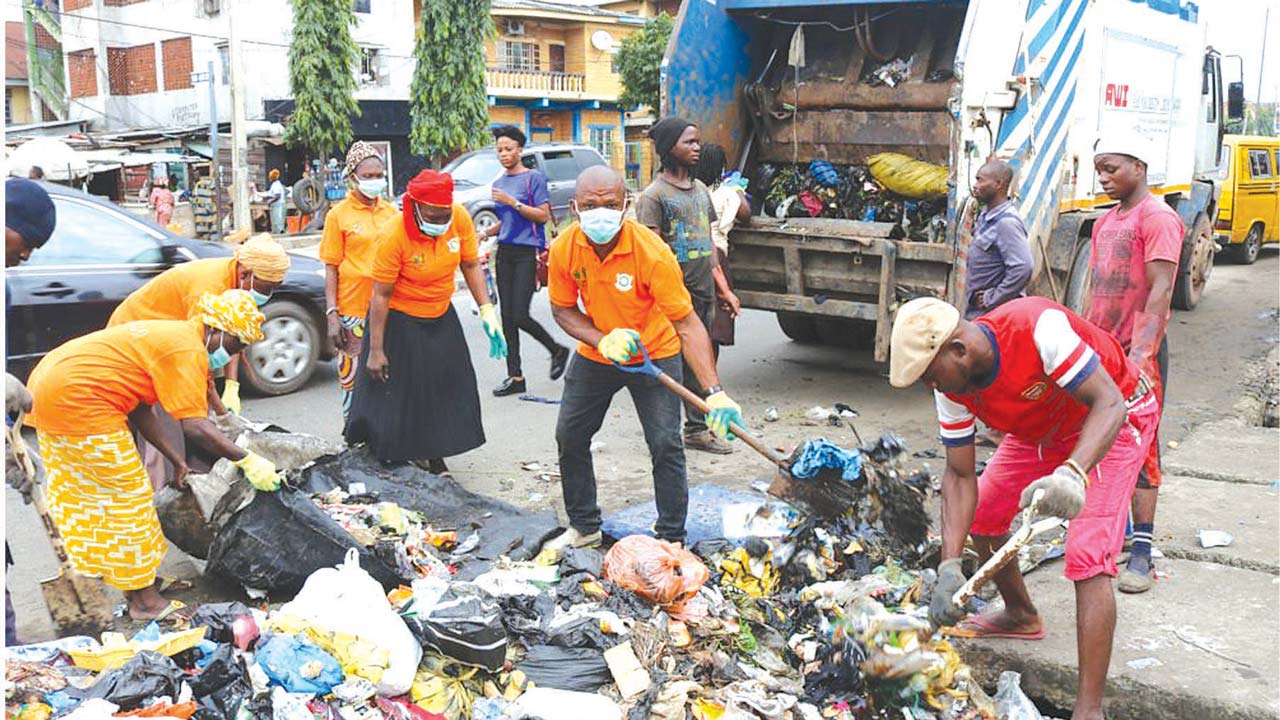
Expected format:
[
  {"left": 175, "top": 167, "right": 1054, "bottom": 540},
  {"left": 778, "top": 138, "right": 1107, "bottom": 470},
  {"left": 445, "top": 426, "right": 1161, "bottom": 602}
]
[
  {"left": 371, "top": 204, "right": 478, "bottom": 319},
  {"left": 27, "top": 320, "right": 210, "bottom": 436},
  {"left": 547, "top": 219, "right": 693, "bottom": 364},
  {"left": 108, "top": 257, "right": 237, "bottom": 326},
  {"left": 318, "top": 193, "right": 399, "bottom": 318}
]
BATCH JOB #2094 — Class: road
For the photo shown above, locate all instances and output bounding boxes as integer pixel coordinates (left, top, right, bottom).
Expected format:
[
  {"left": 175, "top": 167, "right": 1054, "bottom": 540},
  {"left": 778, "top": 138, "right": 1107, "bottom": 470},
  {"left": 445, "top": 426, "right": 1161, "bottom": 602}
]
[{"left": 7, "top": 248, "right": 1279, "bottom": 644}]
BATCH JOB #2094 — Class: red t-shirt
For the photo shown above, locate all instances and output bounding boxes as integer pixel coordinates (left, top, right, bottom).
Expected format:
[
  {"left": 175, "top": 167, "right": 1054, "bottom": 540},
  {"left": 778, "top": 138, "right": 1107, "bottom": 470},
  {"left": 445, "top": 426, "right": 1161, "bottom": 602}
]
[
  {"left": 935, "top": 297, "right": 1140, "bottom": 446},
  {"left": 1086, "top": 195, "right": 1183, "bottom": 349}
]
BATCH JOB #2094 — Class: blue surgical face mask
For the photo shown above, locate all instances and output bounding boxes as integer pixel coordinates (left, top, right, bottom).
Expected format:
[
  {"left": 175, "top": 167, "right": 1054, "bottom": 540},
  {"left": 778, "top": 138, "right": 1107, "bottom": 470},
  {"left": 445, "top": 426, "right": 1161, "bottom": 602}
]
[
  {"left": 244, "top": 274, "right": 270, "bottom": 306},
  {"left": 356, "top": 177, "right": 387, "bottom": 199},
  {"left": 576, "top": 203, "right": 624, "bottom": 245},
  {"left": 208, "top": 335, "right": 232, "bottom": 371},
  {"left": 417, "top": 218, "right": 451, "bottom": 237}
]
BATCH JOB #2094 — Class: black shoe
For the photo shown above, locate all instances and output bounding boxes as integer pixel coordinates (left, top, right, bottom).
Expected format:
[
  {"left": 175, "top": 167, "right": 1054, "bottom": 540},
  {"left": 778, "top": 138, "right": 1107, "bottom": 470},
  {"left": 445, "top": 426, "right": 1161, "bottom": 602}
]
[
  {"left": 549, "top": 346, "right": 571, "bottom": 381},
  {"left": 493, "top": 377, "right": 526, "bottom": 397}
]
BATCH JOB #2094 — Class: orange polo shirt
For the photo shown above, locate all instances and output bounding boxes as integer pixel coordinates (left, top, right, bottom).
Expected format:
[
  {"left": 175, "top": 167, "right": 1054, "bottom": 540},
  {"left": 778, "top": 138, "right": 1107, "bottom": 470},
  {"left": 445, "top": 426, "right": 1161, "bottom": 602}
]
[
  {"left": 371, "top": 204, "right": 478, "bottom": 319},
  {"left": 27, "top": 320, "right": 210, "bottom": 436},
  {"left": 319, "top": 193, "right": 399, "bottom": 318},
  {"left": 547, "top": 219, "right": 693, "bottom": 364},
  {"left": 108, "top": 257, "right": 237, "bottom": 326}
]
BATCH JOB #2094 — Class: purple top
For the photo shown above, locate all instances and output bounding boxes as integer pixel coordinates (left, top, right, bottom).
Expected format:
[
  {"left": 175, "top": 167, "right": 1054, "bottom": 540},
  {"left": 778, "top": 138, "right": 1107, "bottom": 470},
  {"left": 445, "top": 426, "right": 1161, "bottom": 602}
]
[
  {"left": 965, "top": 199, "right": 1033, "bottom": 320},
  {"left": 493, "top": 169, "right": 551, "bottom": 249}
]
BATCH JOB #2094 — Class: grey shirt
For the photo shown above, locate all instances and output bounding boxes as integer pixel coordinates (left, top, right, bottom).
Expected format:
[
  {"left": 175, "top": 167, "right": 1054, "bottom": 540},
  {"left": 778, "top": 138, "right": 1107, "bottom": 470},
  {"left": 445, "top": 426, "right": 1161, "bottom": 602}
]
[
  {"left": 965, "top": 199, "right": 1033, "bottom": 319},
  {"left": 636, "top": 175, "right": 718, "bottom": 303}
]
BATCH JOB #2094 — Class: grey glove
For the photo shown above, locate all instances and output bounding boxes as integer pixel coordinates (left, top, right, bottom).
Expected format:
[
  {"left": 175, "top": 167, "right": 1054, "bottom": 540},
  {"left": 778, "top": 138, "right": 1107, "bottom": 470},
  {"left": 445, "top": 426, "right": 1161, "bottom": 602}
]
[
  {"left": 929, "top": 558, "right": 967, "bottom": 627},
  {"left": 213, "top": 411, "right": 252, "bottom": 438},
  {"left": 5, "top": 373, "right": 32, "bottom": 416},
  {"left": 1020, "top": 464, "right": 1086, "bottom": 518},
  {"left": 6, "top": 436, "right": 43, "bottom": 504}
]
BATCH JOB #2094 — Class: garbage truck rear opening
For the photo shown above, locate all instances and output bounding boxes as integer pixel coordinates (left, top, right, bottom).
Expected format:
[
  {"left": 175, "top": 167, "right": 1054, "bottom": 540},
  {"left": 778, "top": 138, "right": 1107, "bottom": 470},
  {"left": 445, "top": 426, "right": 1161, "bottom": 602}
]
[{"left": 662, "top": 0, "right": 1237, "bottom": 358}]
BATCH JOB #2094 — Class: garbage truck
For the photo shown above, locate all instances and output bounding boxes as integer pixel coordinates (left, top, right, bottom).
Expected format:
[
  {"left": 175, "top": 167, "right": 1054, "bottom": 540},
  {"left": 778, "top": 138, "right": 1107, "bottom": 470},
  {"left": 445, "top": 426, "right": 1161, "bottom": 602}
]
[{"left": 661, "top": 0, "right": 1244, "bottom": 359}]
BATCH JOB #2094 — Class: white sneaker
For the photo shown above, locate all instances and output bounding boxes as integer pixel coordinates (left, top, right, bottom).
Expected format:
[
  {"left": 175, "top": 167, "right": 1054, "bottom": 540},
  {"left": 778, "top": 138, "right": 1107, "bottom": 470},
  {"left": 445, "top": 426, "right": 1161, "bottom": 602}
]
[{"left": 543, "top": 527, "right": 603, "bottom": 552}]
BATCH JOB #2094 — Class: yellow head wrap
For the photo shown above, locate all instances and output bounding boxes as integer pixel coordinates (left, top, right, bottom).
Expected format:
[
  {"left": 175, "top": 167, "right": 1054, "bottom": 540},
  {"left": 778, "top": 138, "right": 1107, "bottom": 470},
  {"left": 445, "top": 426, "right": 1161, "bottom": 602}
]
[
  {"left": 196, "top": 290, "right": 266, "bottom": 344},
  {"left": 233, "top": 233, "right": 291, "bottom": 283}
]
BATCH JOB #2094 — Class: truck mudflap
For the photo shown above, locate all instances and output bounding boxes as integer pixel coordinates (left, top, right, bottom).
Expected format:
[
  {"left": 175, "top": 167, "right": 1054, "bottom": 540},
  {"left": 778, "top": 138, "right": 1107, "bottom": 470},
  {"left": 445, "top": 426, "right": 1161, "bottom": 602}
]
[{"left": 729, "top": 217, "right": 955, "bottom": 361}]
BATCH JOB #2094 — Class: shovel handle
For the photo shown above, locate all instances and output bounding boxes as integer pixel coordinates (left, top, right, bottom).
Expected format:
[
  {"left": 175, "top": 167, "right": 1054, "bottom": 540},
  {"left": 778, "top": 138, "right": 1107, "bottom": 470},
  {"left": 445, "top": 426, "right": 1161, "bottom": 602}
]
[
  {"left": 950, "top": 489, "right": 1050, "bottom": 607},
  {"left": 9, "top": 413, "right": 74, "bottom": 568},
  {"left": 651, "top": 373, "right": 788, "bottom": 472}
]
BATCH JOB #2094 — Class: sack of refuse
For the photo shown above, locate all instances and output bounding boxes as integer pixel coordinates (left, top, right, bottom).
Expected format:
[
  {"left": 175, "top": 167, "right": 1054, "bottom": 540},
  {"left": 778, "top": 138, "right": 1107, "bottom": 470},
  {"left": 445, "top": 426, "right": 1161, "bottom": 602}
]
[
  {"left": 274, "top": 549, "right": 421, "bottom": 696},
  {"left": 602, "top": 535, "right": 709, "bottom": 614},
  {"left": 403, "top": 582, "right": 508, "bottom": 673},
  {"left": 866, "top": 152, "right": 948, "bottom": 199}
]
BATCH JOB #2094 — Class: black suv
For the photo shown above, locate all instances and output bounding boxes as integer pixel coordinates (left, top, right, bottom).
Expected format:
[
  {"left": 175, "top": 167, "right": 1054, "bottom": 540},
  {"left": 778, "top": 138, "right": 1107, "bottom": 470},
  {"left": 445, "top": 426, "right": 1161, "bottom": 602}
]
[{"left": 5, "top": 183, "right": 331, "bottom": 396}]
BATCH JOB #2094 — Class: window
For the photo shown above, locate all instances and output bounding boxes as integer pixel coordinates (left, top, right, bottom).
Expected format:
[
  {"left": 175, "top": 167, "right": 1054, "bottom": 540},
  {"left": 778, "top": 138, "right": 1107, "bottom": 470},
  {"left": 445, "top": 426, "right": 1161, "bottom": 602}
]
[
  {"left": 541, "top": 150, "right": 580, "bottom": 182},
  {"left": 29, "top": 198, "right": 163, "bottom": 266},
  {"left": 217, "top": 44, "right": 229, "bottom": 85},
  {"left": 548, "top": 44, "right": 565, "bottom": 73},
  {"left": 1202, "top": 56, "right": 1218, "bottom": 123},
  {"left": 358, "top": 47, "right": 386, "bottom": 86},
  {"left": 499, "top": 41, "right": 540, "bottom": 71},
  {"left": 1217, "top": 144, "right": 1231, "bottom": 181},
  {"left": 584, "top": 130, "right": 613, "bottom": 161},
  {"left": 1247, "top": 149, "right": 1273, "bottom": 179},
  {"left": 4, "top": 88, "right": 11, "bottom": 125}
]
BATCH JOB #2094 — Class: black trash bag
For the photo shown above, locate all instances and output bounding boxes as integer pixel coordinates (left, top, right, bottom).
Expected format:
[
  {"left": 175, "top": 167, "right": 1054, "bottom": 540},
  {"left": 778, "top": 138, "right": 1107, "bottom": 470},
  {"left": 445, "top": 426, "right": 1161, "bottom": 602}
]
[
  {"left": 404, "top": 583, "right": 508, "bottom": 672},
  {"left": 189, "top": 644, "right": 259, "bottom": 720},
  {"left": 559, "top": 547, "right": 603, "bottom": 579},
  {"left": 516, "top": 645, "right": 610, "bottom": 692},
  {"left": 498, "top": 593, "right": 556, "bottom": 642},
  {"left": 189, "top": 602, "right": 254, "bottom": 644},
  {"left": 545, "top": 615, "right": 615, "bottom": 651},
  {"left": 80, "top": 651, "right": 183, "bottom": 711},
  {"left": 155, "top": 486, "right": 216, "bottom": 559}
]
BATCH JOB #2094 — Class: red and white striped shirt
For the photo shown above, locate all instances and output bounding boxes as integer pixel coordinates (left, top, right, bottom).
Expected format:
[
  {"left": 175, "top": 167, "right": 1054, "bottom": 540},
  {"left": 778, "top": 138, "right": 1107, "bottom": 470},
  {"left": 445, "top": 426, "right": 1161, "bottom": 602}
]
[{"left": 936, "top": 297, "right": 1140, "bottom": 446}]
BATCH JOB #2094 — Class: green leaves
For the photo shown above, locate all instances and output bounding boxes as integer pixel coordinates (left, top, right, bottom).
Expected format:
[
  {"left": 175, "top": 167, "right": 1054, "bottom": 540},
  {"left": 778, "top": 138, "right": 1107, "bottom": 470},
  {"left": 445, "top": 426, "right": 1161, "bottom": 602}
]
[
  {"left": 283, "top": 0, "right": 362, "bottom": 156},
  {"left": 410, "top": 0, "right": 494, "bottom": 160},
  {"left": 616, "top": 13, "right": 673, "bottom": 112}
]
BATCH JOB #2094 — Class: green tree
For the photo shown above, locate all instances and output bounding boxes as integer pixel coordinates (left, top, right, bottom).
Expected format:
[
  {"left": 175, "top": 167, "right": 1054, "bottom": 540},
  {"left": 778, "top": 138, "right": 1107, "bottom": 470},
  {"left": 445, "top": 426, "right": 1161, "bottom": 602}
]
[
  {"left": 409, "top": 0, "right": 493, "bottom": 161},
  {"left": 616, "top": 13, "right": 674, "bottom": 112},
  {"left": 283, "top": 0, "right": 362, "bottom": 156},
  {"left": 1245, "top": 102, "right": 1278, "bottom": 136}
]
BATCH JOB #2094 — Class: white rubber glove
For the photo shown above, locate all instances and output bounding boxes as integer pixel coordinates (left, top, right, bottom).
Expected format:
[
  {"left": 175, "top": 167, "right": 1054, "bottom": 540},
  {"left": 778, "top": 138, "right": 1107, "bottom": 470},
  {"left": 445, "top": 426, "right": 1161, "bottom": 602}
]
[{"left": 1019, "top": 464, "right": 1086, "bottom": 518}]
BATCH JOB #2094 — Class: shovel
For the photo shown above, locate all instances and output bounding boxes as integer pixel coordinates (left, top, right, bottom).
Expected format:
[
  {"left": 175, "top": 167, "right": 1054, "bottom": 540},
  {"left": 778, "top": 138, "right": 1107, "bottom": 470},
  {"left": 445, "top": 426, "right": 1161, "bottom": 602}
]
[
  {"left": 949, "top": 488, "right": 1063, "bottom": 610},
  {"left": 611, "top": 344, "right": 791, "bottom": 474},
  {"left": 8, "top": 413, "right": 115, "bottom": 635}
]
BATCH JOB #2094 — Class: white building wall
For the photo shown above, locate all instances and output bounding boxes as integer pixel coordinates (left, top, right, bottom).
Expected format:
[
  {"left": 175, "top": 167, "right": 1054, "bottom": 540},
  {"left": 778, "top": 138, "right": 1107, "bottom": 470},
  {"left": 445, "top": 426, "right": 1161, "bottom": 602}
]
[{"left": 59, "top": 0, "right": 416, "bottom": 131}]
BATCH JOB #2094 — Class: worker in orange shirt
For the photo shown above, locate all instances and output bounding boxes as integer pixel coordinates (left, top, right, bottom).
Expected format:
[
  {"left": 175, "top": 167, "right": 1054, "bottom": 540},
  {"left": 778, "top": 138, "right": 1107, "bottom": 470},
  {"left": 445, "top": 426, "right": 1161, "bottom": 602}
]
[
  {"left": 344, "top": 169, "right": 507, "bottom": 475},
  {"left": 109, "top": 233, "right": 290, "bottom": 488},
  {"left": 26, "top": 290, "right": 284, "bottom": 621},
  {"left": 319, "top": 141, "right": 399, "bottom": 419},
  {"left": 543, "top": 166, "right": 748, "bottom": 551}
]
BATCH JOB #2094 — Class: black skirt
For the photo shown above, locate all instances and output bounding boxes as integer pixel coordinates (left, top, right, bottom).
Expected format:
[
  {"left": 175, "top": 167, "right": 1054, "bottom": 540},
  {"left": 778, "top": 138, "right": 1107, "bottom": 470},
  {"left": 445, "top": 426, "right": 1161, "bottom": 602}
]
[{"left": 344, "top": 306, "right": 486, "bottom": 462}]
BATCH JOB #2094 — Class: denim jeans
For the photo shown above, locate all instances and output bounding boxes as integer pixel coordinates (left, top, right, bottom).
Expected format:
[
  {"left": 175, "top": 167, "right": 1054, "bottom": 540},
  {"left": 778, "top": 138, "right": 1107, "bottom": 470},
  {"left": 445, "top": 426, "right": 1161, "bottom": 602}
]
[
  {"left": 681, "top": 295, "right": 715, "bottom": 434},
  {"left": 555, "top": 352, "right": 688, "bottom": 542}
]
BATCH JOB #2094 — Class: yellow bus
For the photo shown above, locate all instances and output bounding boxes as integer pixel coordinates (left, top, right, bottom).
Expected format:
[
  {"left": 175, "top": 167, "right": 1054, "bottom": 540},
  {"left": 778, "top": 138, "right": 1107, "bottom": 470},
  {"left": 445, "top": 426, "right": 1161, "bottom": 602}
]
[{"left": 1216, "top": 135, "right": 1280, "bottom": 264}]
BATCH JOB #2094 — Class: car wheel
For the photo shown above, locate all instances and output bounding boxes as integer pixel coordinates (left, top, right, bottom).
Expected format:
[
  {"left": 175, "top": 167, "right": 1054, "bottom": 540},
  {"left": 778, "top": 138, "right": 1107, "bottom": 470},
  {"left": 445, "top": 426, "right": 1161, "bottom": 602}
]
[
  {"left": 241, "top": 299, "right": 320, "bottom": 396},
  {"left": 776, "top": 312, "right": 820, "bottom": 343},
  {"left": 1172, "top": 213, "right": 1213, "bottom": 311},
  {"left": 1233, "top": 223, "right": 1263, "bottom": 265},
  {"left": 473, "top": 210, "right": 499, "bottom": 238}
]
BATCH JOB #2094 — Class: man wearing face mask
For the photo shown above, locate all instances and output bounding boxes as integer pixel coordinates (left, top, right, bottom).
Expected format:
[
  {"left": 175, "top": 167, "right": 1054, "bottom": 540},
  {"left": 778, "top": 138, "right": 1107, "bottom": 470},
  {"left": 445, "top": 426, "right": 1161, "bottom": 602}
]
[
  {"left": 543, "top": 166, "right": 748, "bottom": 550},
  {"left": 26, "top": 289, "right": 284, "bottom": 621},
  {"left": 345, "top": 169, "right": 506, "bottom": 475},
  {"left": 320, "top": 141, "right": 399, "bottom": 419},
  {"left": 108, "top": 233, "right": 290, "bottom": 488}
]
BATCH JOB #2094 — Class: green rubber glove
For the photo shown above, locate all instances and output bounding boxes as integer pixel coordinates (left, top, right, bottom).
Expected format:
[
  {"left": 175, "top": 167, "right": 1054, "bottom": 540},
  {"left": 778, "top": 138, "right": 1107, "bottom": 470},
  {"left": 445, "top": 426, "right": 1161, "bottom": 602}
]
[
  {"left": 478, "top": 303, "right": 508, "bottom": 360},
  {"left": 233, "top": 450, "right": 282, "bottom": 492},
  {"left": 706, "top": 391, "right": 746, "bottom": 440},
  {"left": 597, "top": 329, "right": 641, "bottom": 364},
  {"left": 220, "top": 379, "right": 242, "bottom": 415}
]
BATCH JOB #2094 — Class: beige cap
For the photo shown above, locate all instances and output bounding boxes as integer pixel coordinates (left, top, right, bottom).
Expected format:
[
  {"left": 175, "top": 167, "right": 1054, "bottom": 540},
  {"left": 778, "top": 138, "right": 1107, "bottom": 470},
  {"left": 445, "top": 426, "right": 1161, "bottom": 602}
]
[{"left": 889, "top": 297, "right": 960, "bottom": 388}]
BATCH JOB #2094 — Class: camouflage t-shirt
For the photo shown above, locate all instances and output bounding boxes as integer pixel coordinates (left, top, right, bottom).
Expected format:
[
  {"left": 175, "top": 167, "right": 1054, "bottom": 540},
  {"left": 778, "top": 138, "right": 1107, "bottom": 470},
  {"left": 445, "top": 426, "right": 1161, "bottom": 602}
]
[{"left": 636, "top": 175, "right": 718, "bottom": 303}]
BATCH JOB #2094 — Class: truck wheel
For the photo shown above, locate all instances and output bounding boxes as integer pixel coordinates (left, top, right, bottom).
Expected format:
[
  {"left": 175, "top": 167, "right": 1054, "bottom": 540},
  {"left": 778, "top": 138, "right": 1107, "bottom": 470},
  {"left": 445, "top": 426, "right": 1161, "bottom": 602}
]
[
  {"left": 776, "top": 312, "right": 819, "bottom": 343},
  {"left": 1172, "top": 213, "right": 1213, "bottom": 311},
  {"left": 1062, "top": 240, "right": 1093, "bottom": 314},
  {"left": 815, "top": 317, "right": 876, "bottom": 349},
  {"left": 1229, "top": 224, "right": 1263, "bottom": 265},
  {"left": 241, "top": 299, "right": 321, "bottom": 396}
]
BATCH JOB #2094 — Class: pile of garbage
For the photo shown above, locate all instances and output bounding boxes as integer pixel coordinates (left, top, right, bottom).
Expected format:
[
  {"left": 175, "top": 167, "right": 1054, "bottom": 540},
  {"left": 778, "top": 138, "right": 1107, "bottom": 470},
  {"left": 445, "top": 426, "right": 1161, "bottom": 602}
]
[
  {"left": 752, "top": 155, "right": 948, "bottom": 243},
  {"left": 6, "top": 432, "right": 1052, "bottom": 720}
]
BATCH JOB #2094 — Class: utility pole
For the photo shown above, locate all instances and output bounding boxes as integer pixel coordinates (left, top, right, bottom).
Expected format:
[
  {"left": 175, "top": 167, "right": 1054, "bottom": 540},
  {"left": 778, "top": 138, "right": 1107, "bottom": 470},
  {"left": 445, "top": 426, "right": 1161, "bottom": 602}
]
[
  {"left": 228, "top": 1, "right": 252, "bottom": 231},
  {"left": 1258, "top": 7, "right": 1270, "bottom": 134},
  {"left": 205, "top": 60, "right": 223, "bottom": 242}
]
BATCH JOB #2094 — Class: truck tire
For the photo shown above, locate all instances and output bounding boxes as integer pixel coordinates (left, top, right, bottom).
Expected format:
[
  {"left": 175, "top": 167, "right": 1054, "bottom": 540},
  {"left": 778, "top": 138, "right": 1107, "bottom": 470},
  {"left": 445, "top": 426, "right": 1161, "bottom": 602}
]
[
  {"left": 241, "top": 299, "right": 321, "bottom": 396},
  {"left": 1227, "top": 223, "right": 1263, "bottom": 265},
  {"left": 776, "top": 312, "right": 820, "bottom": 343},
  {"left": 291, "top": 177, "right": 324, "bottom": 215},
  {"left": 1172, "top": 212, "right": 1213, "bottom": 311},
  {"left": 1062, "top": 240, "right": 1093, "bottom": 314},
  {"left": 815, "top": 317, "right": 876, "bottom": 349}
]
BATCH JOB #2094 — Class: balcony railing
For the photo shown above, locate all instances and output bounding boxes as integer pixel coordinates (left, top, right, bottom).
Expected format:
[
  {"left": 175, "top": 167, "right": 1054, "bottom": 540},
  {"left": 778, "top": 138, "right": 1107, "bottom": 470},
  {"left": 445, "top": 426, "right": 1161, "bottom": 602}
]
[{"left": 485, "top": 67, "right": 586, "bottom": 96}]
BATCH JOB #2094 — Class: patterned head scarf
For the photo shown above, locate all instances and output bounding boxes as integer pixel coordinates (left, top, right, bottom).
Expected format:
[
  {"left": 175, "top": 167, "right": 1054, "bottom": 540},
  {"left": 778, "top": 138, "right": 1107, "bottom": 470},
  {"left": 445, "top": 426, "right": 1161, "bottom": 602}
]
[
  {"left": 345, "top": 141, "right": 384, "bottom": 178},
  {"left": 196, "top": 290, "right": 266, "bottom": 344},
  {"left": 233, "top": 233, "right": 291, "bottom": 282}
]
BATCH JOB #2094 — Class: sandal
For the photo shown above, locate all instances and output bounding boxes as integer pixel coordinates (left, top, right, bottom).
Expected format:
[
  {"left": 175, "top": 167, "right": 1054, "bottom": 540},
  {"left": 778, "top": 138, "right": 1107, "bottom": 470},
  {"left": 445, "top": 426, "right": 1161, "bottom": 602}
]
[{"left": 943, "top": 614, "right": 1045, "bottom": 641}]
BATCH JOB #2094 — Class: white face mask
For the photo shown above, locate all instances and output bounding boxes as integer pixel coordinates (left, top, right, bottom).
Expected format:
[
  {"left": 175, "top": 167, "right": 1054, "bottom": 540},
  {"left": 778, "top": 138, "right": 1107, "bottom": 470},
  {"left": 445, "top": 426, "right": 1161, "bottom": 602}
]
[
  {"left": 356, "top": 177, "right": 387, "bottom": 199},
  {"left": 573, "top": 200, "right": 626, "bottom": 245}
]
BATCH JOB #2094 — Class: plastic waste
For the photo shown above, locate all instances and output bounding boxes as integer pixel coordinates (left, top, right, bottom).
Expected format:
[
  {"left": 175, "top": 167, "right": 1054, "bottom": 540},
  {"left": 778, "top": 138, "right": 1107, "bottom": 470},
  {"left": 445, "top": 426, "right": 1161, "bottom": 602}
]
[
  {"left": 503, "top": 687, "right": 622, "bottom": 720},
  {"left": 402, "top": 582, "right": 508, "bottom": 673},
  {"left": 68, "top": 625, "right": 208, "bottom": 672},
  {"left": 275, "top": 549, "right": 421, "bottom": 696},
  {"left": 866, "top": 153, "right": 948, "bottom": 199},
  {"left": 409, "top": 657, "right": 479, "bottom": 720},
  {"left": 188, "top": 644, "right": 255, "bottom": 720},
  {"left": 719, "top": 544, "right": 779, "bottom": 598},
  {"left": 62, "top": 699, "right": 121, "bottom": 720},
  {"left": 116, "top": 700, "right": 198, "bottom": 718},
  {"left": 79, "top": 651, "right": 185, "bottom": 712},
  {"left": 188, "top": 602, "right": 254, "bottom": 645},
  {"left": 1197, "top": 529, "right": 1234, "bottom": 548},
  {"left": 603, "top": 536, "right": 710, "bottom": 617},
  {"left": 993, "top": 671, "right": 1045, "bottom": 720},
  {"left": 517, "top": 645, "right": 611, "bottom": 692},
  {"left": 256, "top": 634, "right": 345, "bottom": 695},
  {"left": 270, "top": 686, "right": 317, "bottom": 720},
  {"left": 789, "top": 438, "right": 863, "bottom": 482},
  {"left": 6, "top": 636, "right": 99, "bottom": 664}
]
